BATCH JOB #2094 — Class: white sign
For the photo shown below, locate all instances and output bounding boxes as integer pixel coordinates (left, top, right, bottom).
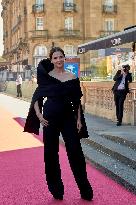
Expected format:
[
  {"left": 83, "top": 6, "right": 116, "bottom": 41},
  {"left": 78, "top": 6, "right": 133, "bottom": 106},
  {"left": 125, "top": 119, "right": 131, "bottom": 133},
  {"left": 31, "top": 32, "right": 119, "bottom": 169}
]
[
  {"left": 78, "top": 47, "right": 85, "bottom": 53},
  {"left": 111, "top": 37, "right": 121, "bottom": 46}
]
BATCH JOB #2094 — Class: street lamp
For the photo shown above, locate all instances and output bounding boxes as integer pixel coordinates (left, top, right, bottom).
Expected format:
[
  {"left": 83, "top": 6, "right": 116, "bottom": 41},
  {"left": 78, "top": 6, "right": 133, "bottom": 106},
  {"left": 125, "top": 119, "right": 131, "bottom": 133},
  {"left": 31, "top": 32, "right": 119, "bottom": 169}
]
[{"left": 132, "top": 42, "right": 136, "bottom": 81}]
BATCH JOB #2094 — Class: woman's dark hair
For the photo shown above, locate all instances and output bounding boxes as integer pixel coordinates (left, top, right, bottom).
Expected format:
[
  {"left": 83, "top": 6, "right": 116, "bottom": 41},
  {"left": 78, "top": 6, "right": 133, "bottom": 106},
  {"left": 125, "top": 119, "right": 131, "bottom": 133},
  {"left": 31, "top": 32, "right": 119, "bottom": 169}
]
[{"left": 49, "top": 47, "right": 65, "bottom": 59}]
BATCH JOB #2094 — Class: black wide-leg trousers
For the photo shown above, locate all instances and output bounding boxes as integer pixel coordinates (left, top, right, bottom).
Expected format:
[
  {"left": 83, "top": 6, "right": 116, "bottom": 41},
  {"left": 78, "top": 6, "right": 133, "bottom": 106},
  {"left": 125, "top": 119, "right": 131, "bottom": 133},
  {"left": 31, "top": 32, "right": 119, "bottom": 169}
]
[
  {"left": 17, "top": 84, "right": 22, "bottom": 97},
  {"left": 114, "top": 90, "right": 127, "bottom": 123},
  {"left": 43, "top": 114, "right": 91, "bottom": 196}
]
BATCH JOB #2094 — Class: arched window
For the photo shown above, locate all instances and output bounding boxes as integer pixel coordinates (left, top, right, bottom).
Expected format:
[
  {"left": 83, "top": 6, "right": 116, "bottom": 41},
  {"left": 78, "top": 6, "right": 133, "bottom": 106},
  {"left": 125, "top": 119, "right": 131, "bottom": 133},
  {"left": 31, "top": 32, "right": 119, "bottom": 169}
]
[{"left": 33, "top": 45, "right": 47, "bottom": 67}]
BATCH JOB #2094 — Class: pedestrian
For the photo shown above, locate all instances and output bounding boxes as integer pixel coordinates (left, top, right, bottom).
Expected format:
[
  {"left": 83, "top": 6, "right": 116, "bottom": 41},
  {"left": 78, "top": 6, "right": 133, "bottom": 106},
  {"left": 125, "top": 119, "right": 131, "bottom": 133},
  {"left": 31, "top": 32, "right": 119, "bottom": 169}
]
[
  {"left": 16, "top": 74, "right": 22, "bottom": 97},
  {"left": 31, "top": 74, "right": 37, "bottom": 84},
  {"left": 112, "top": 64, "right": 132, "bottom": 126},
  {"left": 24, "top": 47, "right": 93, "bottom": 201}
]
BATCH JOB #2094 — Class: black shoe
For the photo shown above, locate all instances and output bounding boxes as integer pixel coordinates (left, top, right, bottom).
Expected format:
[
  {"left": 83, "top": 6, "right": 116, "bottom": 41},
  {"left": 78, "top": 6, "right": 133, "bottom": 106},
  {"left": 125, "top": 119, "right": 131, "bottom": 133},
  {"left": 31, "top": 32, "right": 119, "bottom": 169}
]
[
  {"left": 81, "top": 187, "right": 93, "bottom": 201},
  {"left": 81, "top": 192, "right": 93, "bottom": 201},
  {"left": 53, "top": 194, "right": 63, "bottom": 200},
  {"left": 117, "top": 121, "right": 122, "bottom": 126}
]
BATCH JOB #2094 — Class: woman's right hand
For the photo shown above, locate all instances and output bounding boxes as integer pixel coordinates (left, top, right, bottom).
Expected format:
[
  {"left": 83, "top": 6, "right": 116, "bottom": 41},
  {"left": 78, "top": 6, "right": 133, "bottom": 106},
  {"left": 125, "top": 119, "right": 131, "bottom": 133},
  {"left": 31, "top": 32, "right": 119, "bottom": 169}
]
[{"left": 37, "top": 113, "right": 49, "bottom": 127}]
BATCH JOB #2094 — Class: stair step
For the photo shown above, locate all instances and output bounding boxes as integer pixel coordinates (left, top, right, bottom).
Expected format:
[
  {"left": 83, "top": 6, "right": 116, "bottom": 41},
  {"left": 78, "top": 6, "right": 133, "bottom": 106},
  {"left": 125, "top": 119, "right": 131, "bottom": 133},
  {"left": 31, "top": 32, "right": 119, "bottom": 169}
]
[
  {"left": 81, "top": 142, "right": 136, "bottom": 194},
  {"left": 83, "top": 132, "right": 136, "bottom": 170},
  {"left": 98, "top": 131, "right": 136, "bottom": 150}
]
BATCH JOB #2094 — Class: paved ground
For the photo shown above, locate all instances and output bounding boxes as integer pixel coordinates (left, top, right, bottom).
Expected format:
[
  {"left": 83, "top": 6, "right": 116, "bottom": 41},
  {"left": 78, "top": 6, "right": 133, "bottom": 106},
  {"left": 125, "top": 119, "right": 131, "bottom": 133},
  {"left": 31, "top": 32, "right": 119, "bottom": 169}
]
[
  {"left": 0, "top": 93, "right": 136, "bottom": 205},
  {"left": 1, "top": 93, "right": 136, "bottom": 141},
  {"left": 85, "top": 113, "right": 136, "bottom": 142}
]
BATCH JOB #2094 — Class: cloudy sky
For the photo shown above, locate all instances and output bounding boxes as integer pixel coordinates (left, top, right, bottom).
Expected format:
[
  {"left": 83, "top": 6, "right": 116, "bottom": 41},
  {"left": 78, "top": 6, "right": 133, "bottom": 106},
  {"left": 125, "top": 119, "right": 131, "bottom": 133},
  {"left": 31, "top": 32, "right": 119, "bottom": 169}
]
[{"left": 0, "top": 1, "right": 4, "bottom": 56}]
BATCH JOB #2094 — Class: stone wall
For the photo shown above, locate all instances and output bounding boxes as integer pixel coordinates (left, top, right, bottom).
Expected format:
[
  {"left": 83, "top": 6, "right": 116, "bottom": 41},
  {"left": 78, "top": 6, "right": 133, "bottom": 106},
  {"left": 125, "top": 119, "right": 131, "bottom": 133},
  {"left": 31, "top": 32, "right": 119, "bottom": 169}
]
[
  {"left": 4, "top": 80, "right": 136, "bottom": 125},
  {"left": 5, "top": 80, "right": 37, "bottom": 100},
  {"left": 80, "top": 81, "right": 136, "bottom": 125}
]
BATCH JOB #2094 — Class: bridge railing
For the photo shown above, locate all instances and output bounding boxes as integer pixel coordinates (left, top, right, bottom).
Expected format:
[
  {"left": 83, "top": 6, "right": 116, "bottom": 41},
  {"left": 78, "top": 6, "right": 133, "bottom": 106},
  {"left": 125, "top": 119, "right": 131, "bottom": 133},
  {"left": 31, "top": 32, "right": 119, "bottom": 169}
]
[
  {"left": 80, "top": 81, "right": 136, "bottom": 125},
  {"left": 2, "top": 79, "right": 136, "bottom": 125}
]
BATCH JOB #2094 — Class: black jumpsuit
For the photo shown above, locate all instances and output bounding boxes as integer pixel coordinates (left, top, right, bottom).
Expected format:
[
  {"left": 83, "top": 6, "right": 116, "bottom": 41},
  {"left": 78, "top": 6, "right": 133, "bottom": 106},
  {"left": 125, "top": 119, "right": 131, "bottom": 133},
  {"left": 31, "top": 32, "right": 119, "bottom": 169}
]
[
  {"left": 42, "top": 79, "right": 92, "bottom": 197},
  {"left": 24, "top": 60, "right": 93, "bottom": 198}
]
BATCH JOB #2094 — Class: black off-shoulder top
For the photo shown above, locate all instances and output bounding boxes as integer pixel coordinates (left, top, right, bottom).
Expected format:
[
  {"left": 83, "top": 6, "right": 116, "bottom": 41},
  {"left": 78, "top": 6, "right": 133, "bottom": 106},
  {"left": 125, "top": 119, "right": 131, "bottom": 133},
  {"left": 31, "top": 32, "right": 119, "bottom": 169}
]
[{"left": 24, "top": 59, "right": 89, "bottom": 139}]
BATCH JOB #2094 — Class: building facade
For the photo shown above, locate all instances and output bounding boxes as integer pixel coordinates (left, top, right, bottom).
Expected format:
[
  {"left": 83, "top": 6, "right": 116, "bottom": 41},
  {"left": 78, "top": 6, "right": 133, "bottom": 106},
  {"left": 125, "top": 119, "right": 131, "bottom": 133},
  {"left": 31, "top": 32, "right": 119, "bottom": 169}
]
[
  {"left": 80, "top": 0, "right": 136, "bottom": 71},
  {"left": 1, "top": 0, "right": 136, "bottom": 72}
]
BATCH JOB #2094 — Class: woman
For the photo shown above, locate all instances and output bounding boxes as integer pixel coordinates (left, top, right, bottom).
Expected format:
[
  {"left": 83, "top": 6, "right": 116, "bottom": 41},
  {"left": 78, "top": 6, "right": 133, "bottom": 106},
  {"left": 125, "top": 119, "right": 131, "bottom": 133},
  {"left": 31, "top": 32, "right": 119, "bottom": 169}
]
[{"left": 24, "top": 47, "right": 93, "bottom": 201}]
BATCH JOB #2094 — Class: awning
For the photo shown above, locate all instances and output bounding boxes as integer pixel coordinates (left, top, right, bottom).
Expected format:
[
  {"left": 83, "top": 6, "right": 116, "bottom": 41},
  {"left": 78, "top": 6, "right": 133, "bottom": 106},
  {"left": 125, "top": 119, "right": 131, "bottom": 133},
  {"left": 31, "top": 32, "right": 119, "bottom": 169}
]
[{"left": 78, "top": 27, "right": 136, "bottom": 54}]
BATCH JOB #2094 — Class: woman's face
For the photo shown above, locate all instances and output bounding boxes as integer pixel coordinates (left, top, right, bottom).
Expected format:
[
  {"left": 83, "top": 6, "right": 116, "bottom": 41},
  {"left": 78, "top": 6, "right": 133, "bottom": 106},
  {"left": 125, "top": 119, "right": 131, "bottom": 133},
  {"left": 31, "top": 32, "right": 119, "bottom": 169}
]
[{"left": 51, "top": 51, "right": 65, "bottom": 69}]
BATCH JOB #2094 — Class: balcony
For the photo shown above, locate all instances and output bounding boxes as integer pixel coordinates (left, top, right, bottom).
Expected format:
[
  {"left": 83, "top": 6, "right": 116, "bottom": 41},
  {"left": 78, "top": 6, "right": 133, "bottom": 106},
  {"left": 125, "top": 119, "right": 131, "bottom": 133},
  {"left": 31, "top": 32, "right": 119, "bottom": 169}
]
[
  {"left": 17, "top": 37, "right": 28, "bottom": 49},
  {"left": 3, "top": 48, "right": 9, "bottom": 56},
  {"left": 100, "top": 30, "right": 119, "bottom": 37},
  {"left": 102, "top": 5, "right": 117, "bottom": 14},
  {"left": 3, "top": 31, "right": 8, "bottom": 40},
  {"left": 60, "top": 29, "right": 80, "bottom": 38},
  {"left": 63, "top": 3, "right": 76, "bottom": 12},
  {"left": 1, "top": 10, "right": 4, "bottom": 17},
  {"left": 30, "top": 30, "right": 48, "bottom": 39},
  {"left": 24, "top": 7, "right": 27, "bottom": 15},
  {"left": 17, "top": 15, "right": 21, "bottom": 24},
  {"left": 11, "top": 15, "right": 22, "bottom": 33},
  {"left": 32, "top": 4, "right": 45, "bottom": 13}
]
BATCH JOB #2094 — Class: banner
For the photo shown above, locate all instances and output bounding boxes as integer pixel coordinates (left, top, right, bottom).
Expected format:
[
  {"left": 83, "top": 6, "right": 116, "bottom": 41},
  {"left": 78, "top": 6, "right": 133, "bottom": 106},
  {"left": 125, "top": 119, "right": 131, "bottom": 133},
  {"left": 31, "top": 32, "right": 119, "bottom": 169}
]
[{"left": 64, "top": 57, "right": 80, "bottom": 77}]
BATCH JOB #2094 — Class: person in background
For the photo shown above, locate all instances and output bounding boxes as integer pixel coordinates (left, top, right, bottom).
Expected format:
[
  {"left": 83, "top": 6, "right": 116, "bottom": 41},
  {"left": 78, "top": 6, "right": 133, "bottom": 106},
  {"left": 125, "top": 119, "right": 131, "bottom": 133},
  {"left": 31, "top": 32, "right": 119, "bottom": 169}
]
[
  {"left": 16, "top": 74, "right": 22, "bottom": 97},
  {"left": 112, "top": 64, "right": 132, "bottom": 126},
  {"left": 24, "top": 47, "right": 93, "bottom": 201},
  {"left": 31, "top": 74, "right": 37, "bottom": 84}
]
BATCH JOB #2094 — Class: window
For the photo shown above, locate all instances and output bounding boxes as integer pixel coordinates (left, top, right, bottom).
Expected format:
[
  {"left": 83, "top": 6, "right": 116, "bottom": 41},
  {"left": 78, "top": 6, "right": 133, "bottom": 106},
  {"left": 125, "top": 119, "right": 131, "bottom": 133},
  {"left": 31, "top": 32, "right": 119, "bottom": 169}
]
[
  {"left": 34, "top": 45, "right": 48, "bottom": 67},
  {"left": 64, "top": 17, "right": 73, "bottom": 30},
  {"left": 104, "top": 19, "right": 114, "bottom": 31},
  {"left": 104, "top": 0, "right": 113, "bottom": 5},
  {"left": 36, "top": 0, "right": 44, "bottom": 4},
  {"left": 36, "top": 17, "right": 44, "bottom": 30},
  {"left": 64, "top": 0, "right": 73, "bottom": 3},
  {"left": 64, "top": 45, "right": 77, "bottom": 56},
  {"left": 104, "top": 0, "right": 114, "bottom": 12},
  {"left": 34, "top": 45, "right": 47, "bottom": 56},
  {"left": 64, "top": 0, "right": 73, "bottom": 4}
]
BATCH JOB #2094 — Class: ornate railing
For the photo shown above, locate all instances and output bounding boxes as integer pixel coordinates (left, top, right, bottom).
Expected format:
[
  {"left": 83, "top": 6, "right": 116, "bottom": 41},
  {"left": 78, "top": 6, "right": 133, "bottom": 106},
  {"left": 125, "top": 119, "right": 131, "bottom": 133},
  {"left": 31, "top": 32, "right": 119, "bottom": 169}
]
[
  {"left": 100, "top": 30, "right": 119, "bottom": 37},
  {"left": 59, "top": 29, "right": 80, "bottom": 38},
  {"left": 11, "top": 15, "right": 22, "bottom": 33},
  {"left": 30, "top": 30, "right": 48, "bottom": 39},
  {"left": 32, "top": 4, "right": 45, "bottom": 13},
  {"left": 102, "top": 5, "right": 117, "bottom": 14},
  {"left": 63, "top": 3, "right": 76, "bottom": 12},
  {"left": 80, "top": 81, "right": 136, "bottom": 125}
]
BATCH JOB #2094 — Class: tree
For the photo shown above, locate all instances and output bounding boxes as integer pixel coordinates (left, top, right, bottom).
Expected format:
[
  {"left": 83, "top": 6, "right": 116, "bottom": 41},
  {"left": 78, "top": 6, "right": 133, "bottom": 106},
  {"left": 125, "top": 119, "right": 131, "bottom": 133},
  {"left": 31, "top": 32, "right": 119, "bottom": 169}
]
[{"left": 97, "top": 58, "right": 107, "bottom": 77}]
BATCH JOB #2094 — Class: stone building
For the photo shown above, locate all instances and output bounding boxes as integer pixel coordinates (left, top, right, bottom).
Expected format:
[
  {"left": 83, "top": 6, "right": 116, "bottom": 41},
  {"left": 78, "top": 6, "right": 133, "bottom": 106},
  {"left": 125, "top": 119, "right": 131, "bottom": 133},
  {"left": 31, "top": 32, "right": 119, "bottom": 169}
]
[{"left": 1, "top": 0, "right": 136, "bottom": 71}]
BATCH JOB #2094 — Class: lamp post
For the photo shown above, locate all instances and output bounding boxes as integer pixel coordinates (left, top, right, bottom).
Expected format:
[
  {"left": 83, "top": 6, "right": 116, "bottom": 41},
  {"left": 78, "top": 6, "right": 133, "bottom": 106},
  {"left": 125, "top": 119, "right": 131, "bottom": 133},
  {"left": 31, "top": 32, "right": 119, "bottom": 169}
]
[
  {"left": 17, "top": 52, "right": 19, "bottom": 74},
  {"left": 132, "top": 42, "right": 136, "bottom": 81}
]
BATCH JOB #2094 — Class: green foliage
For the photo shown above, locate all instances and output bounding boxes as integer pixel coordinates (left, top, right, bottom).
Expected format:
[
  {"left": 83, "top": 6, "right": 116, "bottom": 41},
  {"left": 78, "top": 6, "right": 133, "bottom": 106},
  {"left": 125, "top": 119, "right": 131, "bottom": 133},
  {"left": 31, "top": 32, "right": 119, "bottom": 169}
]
[
  {"left": 83, "top": 58, "right": 108, "bottom": 78},
  {"left": 0, "top": 56, "right": 6, "bottom": 62},
  {"left": 79, "top": 76, "right": 91, "bottom": 81},
  {"left": 96, "top": 59, "right": 107, "bottom": 77}
]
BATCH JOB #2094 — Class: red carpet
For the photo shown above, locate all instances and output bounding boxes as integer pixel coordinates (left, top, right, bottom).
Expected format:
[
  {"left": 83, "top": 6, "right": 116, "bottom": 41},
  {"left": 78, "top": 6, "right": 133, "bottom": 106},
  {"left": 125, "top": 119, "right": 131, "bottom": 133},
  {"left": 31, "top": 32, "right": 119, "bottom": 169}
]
[{"left": 0, "top": 118, "right": 136, "bottom": 204}]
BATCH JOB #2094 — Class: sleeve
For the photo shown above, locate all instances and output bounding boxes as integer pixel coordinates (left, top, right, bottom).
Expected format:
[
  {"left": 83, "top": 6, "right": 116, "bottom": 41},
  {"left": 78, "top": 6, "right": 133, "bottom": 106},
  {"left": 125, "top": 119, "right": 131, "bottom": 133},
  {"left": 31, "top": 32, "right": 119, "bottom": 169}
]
[
  {"left": 70, "top": 79, "right": 89, "bottom": 139},
  {"left": 78, "top": 103, "right": 89, "bottom": 139},
  {"left": 113, "top": 70, "right": 122, "bottom": 81},
  {"left": 23, "top": 88, "right": 43, "bottom": 135},
  {"left": 128, "top": 73, "right": 132, "bottom": 83}
]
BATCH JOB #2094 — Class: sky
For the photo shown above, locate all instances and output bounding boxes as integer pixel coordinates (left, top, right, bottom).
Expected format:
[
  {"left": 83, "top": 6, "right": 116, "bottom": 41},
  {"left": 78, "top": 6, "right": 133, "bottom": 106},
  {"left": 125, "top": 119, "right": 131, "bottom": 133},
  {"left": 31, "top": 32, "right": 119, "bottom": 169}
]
[{"left": 0, "top": 0, "right": 4, "bottom": 56}]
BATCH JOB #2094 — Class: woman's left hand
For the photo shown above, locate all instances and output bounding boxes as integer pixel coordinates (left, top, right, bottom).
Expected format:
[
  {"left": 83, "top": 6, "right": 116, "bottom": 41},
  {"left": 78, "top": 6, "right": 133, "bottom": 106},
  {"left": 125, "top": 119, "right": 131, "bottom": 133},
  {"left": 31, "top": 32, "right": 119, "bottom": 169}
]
[{"left": 77, "top": 119, "right": 82, "bottom": 132}]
